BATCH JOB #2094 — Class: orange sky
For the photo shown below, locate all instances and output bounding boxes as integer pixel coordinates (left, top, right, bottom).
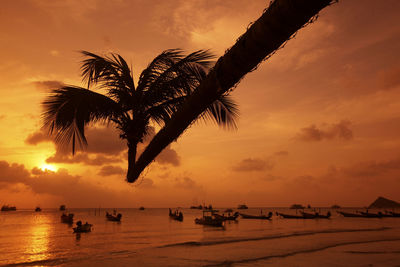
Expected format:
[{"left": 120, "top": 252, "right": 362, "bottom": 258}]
[{"left": 1, "top": 0, "right": 400, "bottom": 208}]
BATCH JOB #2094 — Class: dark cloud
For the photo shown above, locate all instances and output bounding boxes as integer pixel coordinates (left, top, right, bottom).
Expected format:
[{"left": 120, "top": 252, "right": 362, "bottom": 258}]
[
  {"left": 274, "top": 151, "right": 289, "bottom": 156},
  {"left": 85, "top": 127, "right": 126, "bottom": 155},
  {"left": 0, "top": 161, "right": 30, "bottom": 184},
  {"left": 156, "top": 146, "right": 180, "bottom": 166},
  {"left": 46, "top": 151, "right": 122, "bottom": 166},
  {"left": 296, "top": 120, "right": 353, "bottom": 142},
  {"left": 98, "top": 165, "right": 125, "bottom": 176},
  {"left": 26, "top": 124, "right": 181, "bottom": 167},
  {"left": 32, "top": 80, "right": 64, "bottom": 91},
  {"left": 25, "top": 131, "right": 52, "bottom": 145},
  {"left": 342, "top": 158, "right": 400, "bottom": 178},
  {"left": 174, "top": 176, "right": 203, "bottom": 191},
  {"left": 261, "top": 174, "right": 282, "bottom": 181},
  {"left": 137, "top": 178, "right": 155, "bottom": 189},
  {"left": 232, "top": 158, "right": 273, "bottom": 172},
  {"left": 0, "top": 160, "right": 123, "bottom": 207},
  {"left": 139, "top": 126, "right": 181, "bottom": 166},
  {"left": 377, "top": 66, "right": 400, "bottom": 90}
]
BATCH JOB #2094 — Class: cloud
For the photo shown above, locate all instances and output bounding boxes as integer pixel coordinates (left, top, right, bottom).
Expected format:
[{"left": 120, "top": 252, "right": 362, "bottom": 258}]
[
  {"left": 342, "top": 158, "right": 400, "bottom": 178},
  {"left": 377, "top": 66, "right": 400, "bottom": 90},
  {"left": 274, "top": 151, "right": 289, "bottom": 156},
  {"left": 174, "top": 176, "right": 203, "bottom": 192},
  {"left": 0, "top": 161, "right": 30, "bottom": 184},
  {"left": 98, "top": 165, "right": 125, "bottom": 176},
  {"left": 84, "top": 127, "right": 126, "bottom": 155},
  {"left": 137, "top": 178, "right": 155, "bottom": 189},
  {"left": 296, "top": 120, "right": 353, "bottom": 142},
  {"left": 26, "top": 124, "right": 181, "bottom": 167},
  {"left": 32, "top": 80, "right": 64, "bottom": 91},
  {"left": 0, "top": 160, "right": 123, "bottom": 207},
  {"left": 46, "top": 151, "right": 121, "bottom": 166},
  {"left": 156, "top": 146, "right": 180, "bottom": 166},
  {"left": 25, "top": 130, "right": 52, "bottom": 145},
  {"left": 232, "top": 158, "right": 273, "bottom": 172},
  {"left": 26, "top": 127, "right": 126, "bottom": 166}
]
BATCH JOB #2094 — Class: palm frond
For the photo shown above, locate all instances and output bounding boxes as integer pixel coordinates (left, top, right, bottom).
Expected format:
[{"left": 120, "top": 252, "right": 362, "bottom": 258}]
[
  {"left": 42, "top": 86, "right": 123, "bottom": 154},
  {"left": 80, "top": 51, "right": 135, "bottom": 107},
  {"left": 202, "top": 94, "right": 239, "bottom": 129}
]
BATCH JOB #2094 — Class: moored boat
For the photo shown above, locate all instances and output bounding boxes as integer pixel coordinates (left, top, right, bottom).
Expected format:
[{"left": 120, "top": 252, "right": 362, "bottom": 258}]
[
  {"left": 290, "top": 204, "right": 305, "bottom": 209},
  {"left": 35, "top": 207, "right": 42, "bottom": 212},
  {"left": 195, "top": 210, "right": 224, "bottom": 227},
  {"left": 360, "top": 211, "right": 382, "bottom": 218},
  {"left": 139, "top": 207, "right": 145, "bottom": 210},
  {"left": 388, "top": 211, "right": 400, "bottom": 217},
  {"left": 169, "top": 208, "right": 183, "bottom": 221},
  {"left": 337, "top": 211, "right": 364, "bottom": 217},
  {"left": 59, "top": 205, "right": 66, "bottom": 211},
  {"left": 300, "top": 211, "right": 331, "bottom": 219},
  {"left": 1, "top": 205, "right": 16, "bottom": 211},
  {"left": 190, "top": 205, "right": 203, "bottom": 209},
  {"left": 73, "top": 221, "right": 92, "bottom": 233},
  {"left": 214, "top": 212, "right": 239, "bottom": 221},
  {"left": 276, "top": 212, "right": 305, "bottom": 219},
  {"left": 106, "top": 211, "right": 122, "bottom": 222},
  {"left": 237, "top": 204, "right": 248, "bottom": 209},
  {"left": 240, "top": 211, "right": 272, "bottom": 220},
  {"left": 61, "top": 213, "right": 74, "bottom": 224}
]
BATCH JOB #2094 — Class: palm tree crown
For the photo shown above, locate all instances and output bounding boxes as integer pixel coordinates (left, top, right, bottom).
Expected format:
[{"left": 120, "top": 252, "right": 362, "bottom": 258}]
[{"left": 42, "top": 49, "right": 238, "bottom": 182}]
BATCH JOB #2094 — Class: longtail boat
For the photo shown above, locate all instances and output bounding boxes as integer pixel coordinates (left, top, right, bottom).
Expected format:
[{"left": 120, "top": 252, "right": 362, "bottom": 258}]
[
  {"left": 195, "top": 210, "right": 224, "bottom": 227},
  {"left": 240, "top": 212, "right": 272, "bottom": 220}
]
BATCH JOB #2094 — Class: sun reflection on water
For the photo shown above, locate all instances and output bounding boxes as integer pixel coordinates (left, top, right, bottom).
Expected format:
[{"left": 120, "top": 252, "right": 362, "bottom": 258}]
[{"left": 24, "top": 214, "right": 51, "bottom": 263}]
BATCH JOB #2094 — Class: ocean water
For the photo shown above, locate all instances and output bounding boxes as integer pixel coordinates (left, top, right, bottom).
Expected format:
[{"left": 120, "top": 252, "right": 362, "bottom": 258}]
[{"left": 0, "top": 208, "right": 399, "bottom": 266}]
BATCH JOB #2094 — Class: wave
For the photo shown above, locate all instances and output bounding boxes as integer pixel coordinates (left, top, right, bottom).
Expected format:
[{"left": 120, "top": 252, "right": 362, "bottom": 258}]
[
  {"left": 4, "top": 257, "right": 68, "bottom": 266},
  {"left": 204, "top": 238, "right": 400, "bottom": 267},
  {"left": 160, "top": 227, "right": 391, "bottom": 248},
  {"left": 345, "top": 250, "right": 400, "bottom": 254}
]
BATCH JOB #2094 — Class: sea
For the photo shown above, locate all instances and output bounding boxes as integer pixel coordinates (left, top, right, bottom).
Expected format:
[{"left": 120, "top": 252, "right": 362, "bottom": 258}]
[{"left": 0, "top": 208, "right": 399, "bottom": 266}]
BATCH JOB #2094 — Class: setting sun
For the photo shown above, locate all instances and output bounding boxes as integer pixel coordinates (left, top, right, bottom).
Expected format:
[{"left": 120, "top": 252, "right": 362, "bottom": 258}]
[{"left": 40, "top": 164, "right": 57, "bottom": 172}]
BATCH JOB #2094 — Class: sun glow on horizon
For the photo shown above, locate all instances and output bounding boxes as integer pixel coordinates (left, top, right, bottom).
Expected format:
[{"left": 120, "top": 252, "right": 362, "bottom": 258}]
[{"left": 40, "top": 164, "right": 57, "bottom": 172}]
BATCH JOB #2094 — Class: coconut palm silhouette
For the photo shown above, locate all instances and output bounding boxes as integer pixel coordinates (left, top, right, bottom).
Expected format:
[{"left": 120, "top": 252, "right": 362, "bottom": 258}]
[
  {"left": 129, "top": 0, "right": 337, "bottom": 182},
  {"left": 42, "top": 49, "right": 238, "bottom": 182}
]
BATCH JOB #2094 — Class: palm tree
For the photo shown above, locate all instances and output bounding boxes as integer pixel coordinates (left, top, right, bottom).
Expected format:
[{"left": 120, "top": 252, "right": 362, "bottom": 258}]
[
  {"left": 129, "top": 0, "right": 337, "bottom": 182},
  {"left": 42, "top": 49, "right": 238, "bottom": 182}
]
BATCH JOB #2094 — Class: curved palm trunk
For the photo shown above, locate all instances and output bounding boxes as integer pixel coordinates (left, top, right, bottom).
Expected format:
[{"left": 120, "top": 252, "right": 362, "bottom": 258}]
[
  {"left": 126, "top": 142, "right": 137, "bottom": 182},
  {"left": 126, "top": 0, "right": 336, "bottom": 183}
]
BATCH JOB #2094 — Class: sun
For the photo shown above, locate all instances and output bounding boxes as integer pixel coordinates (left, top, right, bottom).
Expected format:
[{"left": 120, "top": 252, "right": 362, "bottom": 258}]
[{"left": 40, "top": 164, "right": 57, "bottom": 172}]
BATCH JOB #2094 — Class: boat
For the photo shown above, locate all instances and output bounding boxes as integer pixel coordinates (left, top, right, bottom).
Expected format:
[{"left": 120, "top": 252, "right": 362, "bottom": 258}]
[
  {"left": 61, "top": 213, "right": 74, "bottom": 224},
  {"left": 225, "top": 208, "right": 234, "bottom": 213},
  {"left": 169, "top": 208, "right": 183, "bottom": 221},
  {"left": 139, "top": 207, "right": 145, "bottom": 210},
  {"left": 73, "top": 221, "right": 92, "bottom": 233},
  {"left": 214, "top": 212, "right": 240, "bottom": 221},
  {"left": 194, "top": 210, "right": 224, "bottom": 227},
  {"left": 240, "top": 211, "right": 273, "bottom": 220},
  {"left": 300, "top": 211, "right": 331, "bottom": 219},
  {"left": 360, "top": 211, "right": 382, "bottom": 218},
  {"left": 237, "top": 204, "right": 248, "bottom": 209},
  {"left": 276, "top": 212, "right": 305, "bottom": 219},
  {"left": 388, "top": 211, "right": 400, "bottom": 217},
  {"left": 331, "top": 204, "right": 341, "bottom": 209},
  {"left": 35, "top": 207, "right": 41, "bottom": 212},
  {"left": 337, "top": 211, "right": 365, "bottom": 217},
  {"left": 190, "top": 205, "right": 203, "bottom": 209},
  {"left": 290, "top": 204, "right": 305, "bottom": 209},
  {"left": 1, "top": 205, "right": 16, "bottom": 211},
  {"left": 106, "top": 211, "right": 122, "bottom": 222},
  {"left": 59, "top": 205, "right": 66, "bottom": 211}
]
